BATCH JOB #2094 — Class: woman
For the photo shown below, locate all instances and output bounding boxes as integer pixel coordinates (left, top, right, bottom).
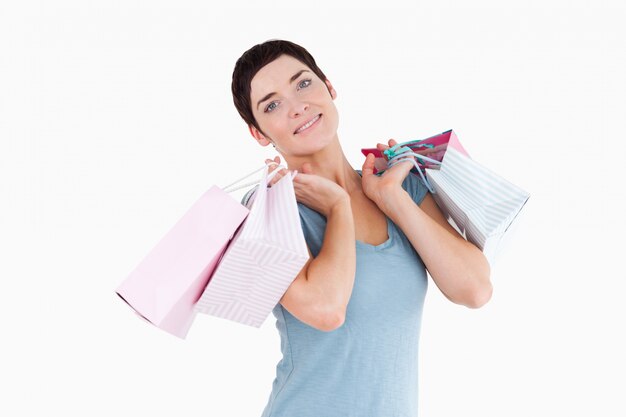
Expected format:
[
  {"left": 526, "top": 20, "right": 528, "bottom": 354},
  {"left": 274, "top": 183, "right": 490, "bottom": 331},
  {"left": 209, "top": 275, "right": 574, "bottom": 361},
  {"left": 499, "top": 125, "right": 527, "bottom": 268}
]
[{"left": 231, "top": 39, "right": 492, "bottom": 417}]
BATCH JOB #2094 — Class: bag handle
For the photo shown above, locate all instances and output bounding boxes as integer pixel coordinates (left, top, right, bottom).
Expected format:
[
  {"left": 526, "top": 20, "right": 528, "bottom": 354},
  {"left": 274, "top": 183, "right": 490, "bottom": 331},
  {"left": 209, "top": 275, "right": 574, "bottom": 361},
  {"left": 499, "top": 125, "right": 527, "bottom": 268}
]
[
  {"left": 386, "top": 151, "right": 439, "bottom": 194},
  {"left": 384, "top": 143, "right": 443, "bottom": 166},
  {"left": 222, "top": 162, "right": 298, "bottom": 193}
]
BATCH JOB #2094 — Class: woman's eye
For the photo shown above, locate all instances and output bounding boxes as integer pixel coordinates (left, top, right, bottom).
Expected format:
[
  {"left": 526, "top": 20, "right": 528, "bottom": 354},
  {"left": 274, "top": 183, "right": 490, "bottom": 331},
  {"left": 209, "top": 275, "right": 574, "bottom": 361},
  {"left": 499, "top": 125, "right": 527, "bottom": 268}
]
[
  {"left": 265, "top": 102, "right": 278, "bottom": 113},
  {"left": 298, "top": 79, "right": 312, "bottom": 89},
  {"left": 264, "top": 79, "right": 311, "bottom": 113}
]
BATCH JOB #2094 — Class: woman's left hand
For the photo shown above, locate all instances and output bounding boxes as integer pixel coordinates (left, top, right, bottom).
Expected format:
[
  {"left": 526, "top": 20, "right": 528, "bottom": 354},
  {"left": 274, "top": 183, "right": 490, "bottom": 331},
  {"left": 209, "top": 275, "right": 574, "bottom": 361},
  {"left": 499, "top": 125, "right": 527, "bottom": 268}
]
[{"left": 361, "top": 139, "right": 414, "bottom": 207}]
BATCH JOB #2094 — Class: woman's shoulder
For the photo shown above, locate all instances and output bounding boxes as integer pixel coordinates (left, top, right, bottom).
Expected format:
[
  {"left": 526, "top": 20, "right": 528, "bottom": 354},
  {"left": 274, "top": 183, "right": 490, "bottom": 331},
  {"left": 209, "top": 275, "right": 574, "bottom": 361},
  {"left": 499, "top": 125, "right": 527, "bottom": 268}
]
[
  {"left": 297, "top": 201, "right": 326, "bottom": 225},
  {"left": 402, "top": 173, "right": 429, "bottom": 205}
]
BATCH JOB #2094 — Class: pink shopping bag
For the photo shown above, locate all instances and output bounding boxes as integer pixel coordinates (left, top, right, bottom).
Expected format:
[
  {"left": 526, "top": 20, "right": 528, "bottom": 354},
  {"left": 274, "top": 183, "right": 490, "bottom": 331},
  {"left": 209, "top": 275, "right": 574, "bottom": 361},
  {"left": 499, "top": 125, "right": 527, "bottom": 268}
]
[
  {"left": 360, "top": 129, "right": 469, "bottom": 175},
  {"left": 116, "top": 186, "right": 249, "bottom": 339}
]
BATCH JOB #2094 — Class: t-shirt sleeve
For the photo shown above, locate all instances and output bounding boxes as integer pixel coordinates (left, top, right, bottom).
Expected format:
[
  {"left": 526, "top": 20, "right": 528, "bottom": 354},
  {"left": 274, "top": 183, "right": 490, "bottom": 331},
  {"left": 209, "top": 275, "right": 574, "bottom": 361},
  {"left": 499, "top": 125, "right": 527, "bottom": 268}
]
[
  {"left": 297, "top": 205, "right": 310, "bottom": 245},
  {"left": 402, "top": 172, "right": 429, "bottom": 206},
  {"left": 297, "top": 202, "right": 325, "bottom": 258}
]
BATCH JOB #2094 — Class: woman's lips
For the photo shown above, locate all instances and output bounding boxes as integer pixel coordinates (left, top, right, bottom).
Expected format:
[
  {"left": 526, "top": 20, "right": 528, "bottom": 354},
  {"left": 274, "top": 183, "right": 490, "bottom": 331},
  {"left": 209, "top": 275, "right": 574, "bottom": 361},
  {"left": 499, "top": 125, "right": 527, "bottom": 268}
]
[{"left": 294, "top": 114, "right": 322, "bottom": 134}]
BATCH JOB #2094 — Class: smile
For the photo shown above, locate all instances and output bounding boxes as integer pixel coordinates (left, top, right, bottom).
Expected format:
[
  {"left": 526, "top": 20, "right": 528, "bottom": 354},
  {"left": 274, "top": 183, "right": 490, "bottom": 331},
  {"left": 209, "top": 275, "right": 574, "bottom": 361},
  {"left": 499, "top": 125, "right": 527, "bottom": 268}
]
[{"left": 294, "top": 114, "right": 321, "bottom": 134}]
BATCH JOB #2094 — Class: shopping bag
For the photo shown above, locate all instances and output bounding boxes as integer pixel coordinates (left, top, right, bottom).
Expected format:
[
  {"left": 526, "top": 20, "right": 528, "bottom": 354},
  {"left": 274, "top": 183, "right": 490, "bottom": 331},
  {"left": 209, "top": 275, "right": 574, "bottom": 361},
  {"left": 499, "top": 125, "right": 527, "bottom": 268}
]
[
  {"left": 425, "top": 146, "right": 529, "bottom": 263},
  {"left": 115, "top": 186, "right": 249, "bottom": 339},
  {"left": 362, "top": 130, "right": 529, "bottom": 264},
  {"left": 194, "top": 164, "right": 309, "bottom": 328},
  {"left": 361, "top": 130, "right": 469, "bottom": 175}
]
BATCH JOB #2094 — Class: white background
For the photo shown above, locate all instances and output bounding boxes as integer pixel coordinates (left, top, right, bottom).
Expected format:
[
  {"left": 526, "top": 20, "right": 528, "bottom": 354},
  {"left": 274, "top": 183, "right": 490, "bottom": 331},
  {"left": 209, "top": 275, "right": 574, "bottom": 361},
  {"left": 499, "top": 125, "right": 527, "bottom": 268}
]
[{"left": 2, "top": 1, "right": 625, "bottom": 416}]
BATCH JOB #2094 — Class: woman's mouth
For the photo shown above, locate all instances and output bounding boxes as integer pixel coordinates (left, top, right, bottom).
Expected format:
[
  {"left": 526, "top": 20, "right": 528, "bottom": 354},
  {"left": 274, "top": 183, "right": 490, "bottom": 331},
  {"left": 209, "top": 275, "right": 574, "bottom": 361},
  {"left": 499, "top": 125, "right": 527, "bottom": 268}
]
[{"left": 294, "top": 114, "right": 322, "bottom": 134}]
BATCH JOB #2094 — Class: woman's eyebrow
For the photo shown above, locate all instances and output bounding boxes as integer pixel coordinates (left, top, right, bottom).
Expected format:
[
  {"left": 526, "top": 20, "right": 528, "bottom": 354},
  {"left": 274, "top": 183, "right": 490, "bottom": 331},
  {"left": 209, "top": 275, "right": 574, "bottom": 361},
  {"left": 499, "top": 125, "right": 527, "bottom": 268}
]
[{"left": 256, "top": 69, "right": 311, "bottom": 109}]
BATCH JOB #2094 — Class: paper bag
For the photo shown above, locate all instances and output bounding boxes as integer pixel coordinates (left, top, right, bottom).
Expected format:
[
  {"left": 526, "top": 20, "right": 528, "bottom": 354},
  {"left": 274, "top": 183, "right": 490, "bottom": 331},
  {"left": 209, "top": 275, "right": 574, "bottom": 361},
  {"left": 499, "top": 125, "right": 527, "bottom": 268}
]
[
  {"left": 116, "top": 186, "right": 249, "bottom": 338},
  {"left": 194, "top": 165, "right": 309, "bottom": 327}
]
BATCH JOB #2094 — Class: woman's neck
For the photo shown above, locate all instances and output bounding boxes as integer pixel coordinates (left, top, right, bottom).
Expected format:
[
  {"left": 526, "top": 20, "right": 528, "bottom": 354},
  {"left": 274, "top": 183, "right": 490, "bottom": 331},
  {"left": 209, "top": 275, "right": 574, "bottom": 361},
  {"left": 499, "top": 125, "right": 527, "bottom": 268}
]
[{"left": 286, "top": 137, "right": 363, "bottom": 195}]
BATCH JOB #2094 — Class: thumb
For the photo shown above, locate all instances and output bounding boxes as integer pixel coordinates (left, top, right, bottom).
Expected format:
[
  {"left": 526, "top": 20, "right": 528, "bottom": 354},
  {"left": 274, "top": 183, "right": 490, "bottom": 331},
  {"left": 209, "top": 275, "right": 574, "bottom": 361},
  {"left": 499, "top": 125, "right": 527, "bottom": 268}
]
[{"left": 362, "top": 153, "right": 375, "bottom": 178}]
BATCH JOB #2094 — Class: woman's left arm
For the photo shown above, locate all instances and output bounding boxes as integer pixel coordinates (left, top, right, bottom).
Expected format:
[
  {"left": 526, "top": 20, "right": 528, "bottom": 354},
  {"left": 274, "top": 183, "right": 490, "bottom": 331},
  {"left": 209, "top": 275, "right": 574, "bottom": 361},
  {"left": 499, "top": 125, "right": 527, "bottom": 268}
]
[
  {"left": 379, "top": 188, "right": 492, "bottom": 308},
  {"left": 361, "top": 143, "right": 492, "bottom": 308}
]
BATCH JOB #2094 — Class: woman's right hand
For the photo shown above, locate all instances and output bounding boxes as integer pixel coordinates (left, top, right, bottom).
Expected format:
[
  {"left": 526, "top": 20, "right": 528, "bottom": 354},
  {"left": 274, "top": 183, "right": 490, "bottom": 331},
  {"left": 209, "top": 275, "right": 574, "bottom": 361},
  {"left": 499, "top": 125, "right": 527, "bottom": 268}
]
[{"left": 266, "top": 156, "right": 349, "bottom": 217}]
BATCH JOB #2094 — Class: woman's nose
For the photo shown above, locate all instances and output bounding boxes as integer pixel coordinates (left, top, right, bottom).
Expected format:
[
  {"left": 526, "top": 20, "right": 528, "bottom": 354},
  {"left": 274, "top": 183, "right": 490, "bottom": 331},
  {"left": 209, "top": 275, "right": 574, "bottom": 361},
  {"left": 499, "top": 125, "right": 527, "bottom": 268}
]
[{"left": 289, "top": 101, "right": 309, "bottom": 118}]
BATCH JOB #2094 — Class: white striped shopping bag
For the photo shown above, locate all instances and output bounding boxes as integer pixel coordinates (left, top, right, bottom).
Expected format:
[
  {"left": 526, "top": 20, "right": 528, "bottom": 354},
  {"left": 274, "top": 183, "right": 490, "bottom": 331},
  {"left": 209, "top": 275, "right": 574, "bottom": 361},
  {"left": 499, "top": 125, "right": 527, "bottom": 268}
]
[
  {"left": 194, "top": 163, "right": 309, "bottom": 327},
  {"left": 425, "top": 146, "right": 530, "bottom": 264}
]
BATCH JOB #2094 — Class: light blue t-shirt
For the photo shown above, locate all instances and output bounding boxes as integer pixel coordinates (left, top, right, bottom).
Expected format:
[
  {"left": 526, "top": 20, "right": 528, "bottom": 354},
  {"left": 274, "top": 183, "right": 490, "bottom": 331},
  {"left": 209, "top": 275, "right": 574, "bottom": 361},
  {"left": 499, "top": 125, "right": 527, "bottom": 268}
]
[{"left": 259, "top": 170, "right": 429, "bottom": 417}]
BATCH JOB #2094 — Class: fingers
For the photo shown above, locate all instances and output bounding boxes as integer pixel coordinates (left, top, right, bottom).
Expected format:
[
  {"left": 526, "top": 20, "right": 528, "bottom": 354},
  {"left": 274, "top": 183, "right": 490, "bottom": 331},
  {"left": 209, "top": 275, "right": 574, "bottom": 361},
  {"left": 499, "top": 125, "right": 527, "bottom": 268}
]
[
  {"left": 265, "top": 156, "right": 283, "bottom": 171},
  {"left": 376, "top": 139, "right": 397, "bottom": 162},
  {"left": 376, "top": 139, "right": 397, "bottom": 150},
  {"left": 292, "top": 162, "right": 316, "bottom": 187},
  {"left": 265, "top": 156, "right": 287, "bottom": 187},
  {"left": 265, "top": 155, "right": 281, "bottom": 167}
]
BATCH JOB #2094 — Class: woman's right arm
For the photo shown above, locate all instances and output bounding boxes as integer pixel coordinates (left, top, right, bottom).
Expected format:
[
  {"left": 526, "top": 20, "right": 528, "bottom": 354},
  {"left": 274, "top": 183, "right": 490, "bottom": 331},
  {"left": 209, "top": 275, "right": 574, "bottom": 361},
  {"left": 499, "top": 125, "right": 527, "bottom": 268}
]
[
  {"left": 279, "top": 197, "right": 355, "bottom": 332},
  {"left": 267, "top": 158, "right": 356, "bottom": 332}
]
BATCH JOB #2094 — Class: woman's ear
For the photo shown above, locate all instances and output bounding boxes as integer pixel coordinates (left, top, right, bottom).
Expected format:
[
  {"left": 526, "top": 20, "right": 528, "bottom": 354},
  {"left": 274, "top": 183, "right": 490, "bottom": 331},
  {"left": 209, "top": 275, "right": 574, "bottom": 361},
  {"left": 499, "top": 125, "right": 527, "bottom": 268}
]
[
  {"left": 249, "top": 125, "right": 273, "bottom": 147},
  {"left": 325, "top": 79, "right": 337, "bottom": 100}
]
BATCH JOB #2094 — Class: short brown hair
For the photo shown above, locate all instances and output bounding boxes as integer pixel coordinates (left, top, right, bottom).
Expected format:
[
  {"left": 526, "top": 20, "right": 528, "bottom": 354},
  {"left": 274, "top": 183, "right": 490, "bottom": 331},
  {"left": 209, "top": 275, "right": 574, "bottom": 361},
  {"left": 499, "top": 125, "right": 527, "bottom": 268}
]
[{"left": 231, "top": 39, "right": 330, "bottom": 136}]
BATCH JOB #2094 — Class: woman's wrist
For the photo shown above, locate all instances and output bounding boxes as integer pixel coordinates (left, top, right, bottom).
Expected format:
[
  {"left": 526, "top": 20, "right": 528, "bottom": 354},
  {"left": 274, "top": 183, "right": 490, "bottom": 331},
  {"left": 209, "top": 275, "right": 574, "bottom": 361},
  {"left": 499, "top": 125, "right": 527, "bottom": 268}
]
[
  {"left": 328, "top": 194, "right": 352, "bottom": 218},
  {"left": 374, "top": 186, "right": 410, "bottom": 216}
]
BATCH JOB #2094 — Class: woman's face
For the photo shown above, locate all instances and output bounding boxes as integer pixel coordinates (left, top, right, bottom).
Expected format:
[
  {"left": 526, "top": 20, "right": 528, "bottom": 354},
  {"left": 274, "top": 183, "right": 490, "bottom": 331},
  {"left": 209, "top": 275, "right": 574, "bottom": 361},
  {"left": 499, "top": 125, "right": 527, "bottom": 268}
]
[{"left": 249, "top": 54, "right": 339, "bottom": 157}]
